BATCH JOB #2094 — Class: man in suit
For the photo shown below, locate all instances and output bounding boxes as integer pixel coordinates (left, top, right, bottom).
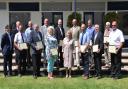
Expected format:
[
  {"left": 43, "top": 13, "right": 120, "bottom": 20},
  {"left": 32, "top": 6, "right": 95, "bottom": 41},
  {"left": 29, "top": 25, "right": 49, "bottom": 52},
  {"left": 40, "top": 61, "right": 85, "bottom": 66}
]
[
  {"left": 55, "top": 19, "right": 65, "bottom": 67},
  {"left": 40, "top": 18, "right": 49, "bottom": 68},
  {"left": 92, "top": 24, "right": 104, "bottom": 79},
  {"left": 1, "top": 25, "right": 13, "bottom": 77},
  {"left": 70, "top": 19, "right": 80, "bottom": 68},
  {"left": 29, "top": 24, "right": 43, "bottom": 79}
]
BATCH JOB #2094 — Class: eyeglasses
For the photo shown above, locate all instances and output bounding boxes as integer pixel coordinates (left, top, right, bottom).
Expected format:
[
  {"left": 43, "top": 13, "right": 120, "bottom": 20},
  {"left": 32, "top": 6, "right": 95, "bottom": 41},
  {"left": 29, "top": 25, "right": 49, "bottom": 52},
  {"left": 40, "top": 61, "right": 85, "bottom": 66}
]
[{"left": 112, "top": 25, "right": 116, "bottom": 26}]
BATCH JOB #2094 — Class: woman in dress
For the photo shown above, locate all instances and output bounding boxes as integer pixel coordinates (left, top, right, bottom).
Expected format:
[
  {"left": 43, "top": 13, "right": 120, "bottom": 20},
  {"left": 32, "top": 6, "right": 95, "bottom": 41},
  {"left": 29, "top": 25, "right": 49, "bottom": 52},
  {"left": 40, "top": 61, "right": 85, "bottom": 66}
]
[
  {"left": 45, "top": 26, "right": 58, "bottom": 79},
  {"left": 63, "top": 30, "right": 74, "bottom": 78}
]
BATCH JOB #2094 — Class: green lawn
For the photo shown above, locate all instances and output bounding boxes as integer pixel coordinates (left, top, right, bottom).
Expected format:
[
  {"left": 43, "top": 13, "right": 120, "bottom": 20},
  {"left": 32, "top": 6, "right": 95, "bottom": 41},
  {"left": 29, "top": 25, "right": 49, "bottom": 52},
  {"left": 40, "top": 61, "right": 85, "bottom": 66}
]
[{"left": 0, "top": 75, "right": 128, "bottom": 89}]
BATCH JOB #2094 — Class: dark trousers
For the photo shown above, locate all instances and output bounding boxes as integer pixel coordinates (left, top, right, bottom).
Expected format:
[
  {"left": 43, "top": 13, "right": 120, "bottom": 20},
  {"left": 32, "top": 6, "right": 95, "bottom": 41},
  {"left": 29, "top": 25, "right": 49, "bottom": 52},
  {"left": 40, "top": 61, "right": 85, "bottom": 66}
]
[
  {"left": 81, "top": 52, "right": 89, "bottom": 76},
  {"left": 111, "top": 49, "right": 122, "bottom": 77},
  {"left": 17, "top": 50, "right": 27, "bottom": 74},
  {"left": 58, "top": 46, "right": 63, "bottom": 67},
  {"left": 26, "top": 46, "right": 31, "bottom": 67},
  {"left": 93, "top": 52, "right": 102, "bottom": 76},
  {"left": 32, "top": 53, "right": 41, "bottom": 76},
  {"left": 3, "top": 54, "right": 12, "bottom": 75}
]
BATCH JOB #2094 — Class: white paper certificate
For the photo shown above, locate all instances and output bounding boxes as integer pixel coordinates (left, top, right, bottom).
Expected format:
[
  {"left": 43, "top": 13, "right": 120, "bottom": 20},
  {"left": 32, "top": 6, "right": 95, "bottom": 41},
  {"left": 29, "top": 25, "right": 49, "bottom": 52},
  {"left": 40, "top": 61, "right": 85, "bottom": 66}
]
[
  {"left": 93, "top": 45, "right": 98, "bottom": 52},
  {"left": 59, "top": 40, "right": 63, "bottom": 46},
  {"left": 74, "top": 41, "right": 79, "bottom": 46},
  {"left": 19, "top": 43, "right": 28, "bottom": 50},
  {"left": 51, "top": 48, "right": 58, "bottom": 55},
  {"left": 104, "top": 36, "right": 109, "bottom": 43},
  {"left": 80, "top": 45, "right": 88, "bottom": 53},
  {"left": 36, "top": 41, "right": 44, "bottom": 49},
  {"left": 109, "top": 45, "right": 117, "bottom": 54}
]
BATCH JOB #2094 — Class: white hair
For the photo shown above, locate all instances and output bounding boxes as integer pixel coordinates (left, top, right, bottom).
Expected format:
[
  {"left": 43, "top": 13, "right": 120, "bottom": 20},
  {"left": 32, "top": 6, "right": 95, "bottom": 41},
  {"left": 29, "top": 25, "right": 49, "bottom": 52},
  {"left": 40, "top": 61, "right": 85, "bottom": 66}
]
[
  {"left": 47, "top": 26, "right": 54, "bottom": 31},
  {"left": 106, "top": 22, "right": 110, "bottom": 26}
]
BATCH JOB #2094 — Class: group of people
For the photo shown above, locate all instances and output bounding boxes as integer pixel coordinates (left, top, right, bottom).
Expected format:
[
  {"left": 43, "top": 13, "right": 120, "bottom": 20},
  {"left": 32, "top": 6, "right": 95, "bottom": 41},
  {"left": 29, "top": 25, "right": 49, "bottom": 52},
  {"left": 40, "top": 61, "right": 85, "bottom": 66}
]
[{"left": 1, "top": 18, "right": 124, "bottom": 80}]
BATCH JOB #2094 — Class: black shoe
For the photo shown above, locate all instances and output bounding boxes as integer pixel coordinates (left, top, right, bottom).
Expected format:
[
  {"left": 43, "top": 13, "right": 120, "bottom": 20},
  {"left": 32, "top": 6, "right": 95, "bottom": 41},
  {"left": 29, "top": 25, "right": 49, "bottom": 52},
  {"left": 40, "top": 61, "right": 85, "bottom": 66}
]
[
  {"left": 113, "top": 76, "right": 119, "bottom": 80},
  {"left": 33, "top": 75, "right": 37, "bottom": 79},
  {"left": 4, "top": 75, "right": 7, "bottom": 78},
  {"left": 96, "top": 76, "right": 102, "bottom": 79},
  {"left": 18, "top": 74, "right": 22, "bottom": 77}
]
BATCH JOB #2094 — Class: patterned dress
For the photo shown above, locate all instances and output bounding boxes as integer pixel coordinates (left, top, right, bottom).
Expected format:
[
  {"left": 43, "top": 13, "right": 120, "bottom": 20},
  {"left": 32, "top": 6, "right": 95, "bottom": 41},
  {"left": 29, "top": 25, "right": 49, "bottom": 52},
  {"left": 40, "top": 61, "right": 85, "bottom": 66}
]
[
  {"left": 45, "top": 35, "right": 58, "bottom": 72},
  {"left": 63, "top": 37, "right": 74, "bottom": 68}
]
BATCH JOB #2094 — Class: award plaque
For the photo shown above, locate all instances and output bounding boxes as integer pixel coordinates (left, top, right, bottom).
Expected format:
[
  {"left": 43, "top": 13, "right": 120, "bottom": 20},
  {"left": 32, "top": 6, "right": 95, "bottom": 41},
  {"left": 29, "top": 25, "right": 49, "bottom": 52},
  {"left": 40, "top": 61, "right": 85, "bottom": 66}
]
[
  {"left": 36, "top": 41, "right": 44, "bottom": 49},
  {"left": 80, "top": 45, "right": 88, "bottom": 53},
  {"left": 109, "top": 45, "right": 117, "bottom": 54},
  {"left": 74, "top": 41, "right": 79, "bottom": 47},
  {"left": 104, "top": 36, "right": 109, "bottom": 43},
  {"left": 93, "top": 45, "right": 98, "bottom": 52},
  {"left": 51, "top": 48, "right": 58, "bottom": 56},
  {"left": 59, "top": 40, "right": 63, "bottom": 46},
  {"left": 19, "top": 43, "right": 28, "bottom": 50}
]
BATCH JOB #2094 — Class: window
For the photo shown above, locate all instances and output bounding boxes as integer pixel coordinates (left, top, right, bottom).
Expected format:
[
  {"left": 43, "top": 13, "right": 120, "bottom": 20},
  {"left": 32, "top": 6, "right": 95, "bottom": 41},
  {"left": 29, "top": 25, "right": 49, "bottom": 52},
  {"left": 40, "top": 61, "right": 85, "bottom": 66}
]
[{"left": 9, "top": 3, "right": 39, "bottom": 11}]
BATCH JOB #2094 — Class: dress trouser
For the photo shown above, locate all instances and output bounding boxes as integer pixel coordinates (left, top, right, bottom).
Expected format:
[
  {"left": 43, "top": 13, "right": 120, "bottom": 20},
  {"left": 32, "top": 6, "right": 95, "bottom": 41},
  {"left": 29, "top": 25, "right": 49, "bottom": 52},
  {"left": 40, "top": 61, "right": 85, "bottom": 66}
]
[
  {"left": 93, "top": 52, "right": 102, "bottom": 76},
  {"left": 81, "top": 52, "right": 89, "bottom": 76},
  {"left": 104, "top": 48, "right": 111, "bottom": 65},
  {"left": 17, "top": 50, "right": 27, "bottom": 74},
  {"left": 111, "top": 49, "right": 122, "bottom": 77},
  {"left": 3, "top": 54, "right": 12, "bottom": 75},
  {"left": 32, "top": 53, "right": 41, "bottom": 76},
  {"left": 58, "top": 46, "right": 63, "bottom": 67},
  {"left": 26, "top": 45, "right": 31, "bottom": 67}
]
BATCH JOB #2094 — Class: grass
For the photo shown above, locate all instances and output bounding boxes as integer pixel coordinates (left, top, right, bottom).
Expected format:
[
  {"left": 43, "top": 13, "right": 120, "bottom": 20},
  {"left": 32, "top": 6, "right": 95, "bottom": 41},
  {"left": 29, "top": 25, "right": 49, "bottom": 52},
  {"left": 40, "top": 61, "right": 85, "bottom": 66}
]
[{"left": 0, "top": 74, "right": 128, "bottom": 89}]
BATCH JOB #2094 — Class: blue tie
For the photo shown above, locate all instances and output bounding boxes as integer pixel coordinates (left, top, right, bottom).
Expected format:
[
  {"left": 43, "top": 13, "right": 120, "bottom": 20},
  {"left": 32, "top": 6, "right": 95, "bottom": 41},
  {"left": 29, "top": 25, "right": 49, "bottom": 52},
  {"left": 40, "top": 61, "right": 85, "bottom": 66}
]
[{"left": 81, "top": 32, "right": 84, "bottom": 45}]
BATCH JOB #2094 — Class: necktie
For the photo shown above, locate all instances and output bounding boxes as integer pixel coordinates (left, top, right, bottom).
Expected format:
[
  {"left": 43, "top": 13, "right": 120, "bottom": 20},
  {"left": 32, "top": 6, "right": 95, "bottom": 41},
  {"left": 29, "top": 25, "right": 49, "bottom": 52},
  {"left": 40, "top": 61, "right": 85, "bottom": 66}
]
[
  {"left": 94, "top": 32, "right": 98, "bottom": 44},
  {"left": 21, "top": 33, "right": 24, "bottom": 43},
  {"left": 81, "top": 32, "right": 84, "bottom": 45},
  {"left": 59, "top": 27, "right": 63, "bottom": 37}
]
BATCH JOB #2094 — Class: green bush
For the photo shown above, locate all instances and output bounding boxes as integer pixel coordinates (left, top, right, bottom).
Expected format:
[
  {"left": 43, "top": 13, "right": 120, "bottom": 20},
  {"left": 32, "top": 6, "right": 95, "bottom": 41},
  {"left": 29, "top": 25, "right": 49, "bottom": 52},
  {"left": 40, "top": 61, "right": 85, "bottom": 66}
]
[{"left": 67, "top": 12, "right": 82, "bottom": 28}]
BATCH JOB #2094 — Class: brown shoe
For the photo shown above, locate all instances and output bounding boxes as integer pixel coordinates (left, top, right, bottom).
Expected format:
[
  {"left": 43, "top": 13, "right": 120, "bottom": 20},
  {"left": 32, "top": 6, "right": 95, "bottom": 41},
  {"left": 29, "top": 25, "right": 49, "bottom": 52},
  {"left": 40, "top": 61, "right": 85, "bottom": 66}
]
[{"left": 83, "top": 76, "right": 89, "bottom": 80}]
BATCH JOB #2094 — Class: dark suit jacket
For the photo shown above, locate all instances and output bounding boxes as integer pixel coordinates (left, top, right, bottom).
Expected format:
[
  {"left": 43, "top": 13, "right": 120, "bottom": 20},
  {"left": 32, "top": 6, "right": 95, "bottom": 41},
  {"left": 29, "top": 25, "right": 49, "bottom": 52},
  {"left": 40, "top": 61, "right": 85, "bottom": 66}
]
[
  {"left": 55, "top": 26, "right": 65, "bottom": 43},
  {"left": 1, "top": 33, "right": 13, "bottom": 55},
  {"left": 11, "top": 28, "right": 18, "bottom": 40},
  {"left": 29, "top": 30, "right": 43, "bottom": 55},
  {"left": 92, "top": 31, "right": 104, "bottom": 54}
]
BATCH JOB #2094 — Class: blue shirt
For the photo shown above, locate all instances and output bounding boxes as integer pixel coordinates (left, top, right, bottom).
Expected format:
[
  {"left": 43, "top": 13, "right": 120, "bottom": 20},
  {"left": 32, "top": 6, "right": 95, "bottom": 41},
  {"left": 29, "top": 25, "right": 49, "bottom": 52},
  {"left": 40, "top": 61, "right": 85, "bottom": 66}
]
[
  {"left": 25, "top": 27, "right": 33, "bottom": 43},
  {"left": 79, "top": 30, "right": 90, "bottom": 45},
  {"left": 86, "top": 26, "right": 95, "bottom": 40}
]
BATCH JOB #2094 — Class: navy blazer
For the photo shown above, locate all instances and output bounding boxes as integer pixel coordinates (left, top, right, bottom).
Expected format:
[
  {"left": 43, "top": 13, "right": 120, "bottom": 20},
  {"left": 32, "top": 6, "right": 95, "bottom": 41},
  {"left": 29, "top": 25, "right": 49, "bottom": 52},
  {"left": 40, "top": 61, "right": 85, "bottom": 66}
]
[
  {"left": 29, "top": 30, "right": 43, "bottom": 55},
  {"left": 1, "top": 33, "right": 13, "bottom": 55},
  {"left": 92, "top": 31, "right": 104, "bottom": 54},
  {"left": 55, "top": 26, "right": 65, "bottom": 43}
]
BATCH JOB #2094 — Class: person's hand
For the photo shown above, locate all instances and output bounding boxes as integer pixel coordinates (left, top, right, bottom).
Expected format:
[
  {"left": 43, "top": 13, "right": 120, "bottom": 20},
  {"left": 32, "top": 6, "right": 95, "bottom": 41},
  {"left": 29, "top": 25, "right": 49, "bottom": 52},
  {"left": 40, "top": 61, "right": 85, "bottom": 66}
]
[
  {"left": 97, "top": 49, "right": 100, "bottom": 53},
  {"left": 18, "top": 47, "right": 23, "bottom": 51},
  {"left": 35, "top": 46, "right": 40, "bottom": 50}
]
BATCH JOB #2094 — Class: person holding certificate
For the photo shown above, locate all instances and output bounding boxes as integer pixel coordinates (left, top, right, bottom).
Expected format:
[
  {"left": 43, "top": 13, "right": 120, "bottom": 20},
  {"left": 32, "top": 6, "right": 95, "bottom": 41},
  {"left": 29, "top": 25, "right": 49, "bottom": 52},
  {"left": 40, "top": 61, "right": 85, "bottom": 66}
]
[
  {"left": 109, "top": 21, "right": 124, "bottom": 80},
  {"left": 92, "top": 24, "right": 104, "bottom": 79},
  {"left": 1, "top": 25, "right": 13, "bottom": 77},
  {"left": 14, "top": 24, "right": 27, "bottom": 77},
  {"left": 63, "top": 30, "right": 74, "bottom": 78},
  {"left": 79, "top": 23, "right": 90, "bottom": 80},
  {"left": 29, "top": 24, "right": 43, "bottom": 79},
  {"left": 103, "top": 22, "right": 112, "bottom": 68},
  {"left": 45, "top": 26, "right": 58, "bottom": 79},
  {"left": 55, "top": 19, "right": 65, "bottom": 68}
]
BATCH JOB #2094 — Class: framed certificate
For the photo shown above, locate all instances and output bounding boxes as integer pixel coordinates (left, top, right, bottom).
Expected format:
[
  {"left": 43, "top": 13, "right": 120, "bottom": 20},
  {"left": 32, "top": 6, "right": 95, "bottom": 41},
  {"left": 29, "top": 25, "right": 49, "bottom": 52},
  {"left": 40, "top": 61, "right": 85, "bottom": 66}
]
[
  {"left": 51, "top": 48, "right": 58, "bottom": 56},
  {"left": 80, "top": 45, "right": 88, "bottom": 53},
  {"left": 93, "top": 45, "right": 98, "bottom": 52},
  {"left": 36, "top": 41, "right": 44, "bottom": 49},
  {"left": 19, "top": 43, "right": 28, "bottom": 50},
  {"left": 74, "top": 41, "right": 79, "bottom": 46},
  {"left": 109, "top": 45, "right": 117, "bottom": 54},
  {"left": 104, "top": 36, "right": 109, "bottom": 43},
  {"left": 59, "top": 40, "right": 63, "bottom": 46}
]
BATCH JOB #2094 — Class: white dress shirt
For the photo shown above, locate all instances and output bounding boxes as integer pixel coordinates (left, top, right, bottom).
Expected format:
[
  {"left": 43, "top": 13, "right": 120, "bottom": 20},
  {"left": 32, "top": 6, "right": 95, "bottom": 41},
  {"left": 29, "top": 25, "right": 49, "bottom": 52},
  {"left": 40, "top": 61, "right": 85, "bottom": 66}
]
[{"left": 109, "top": 29, "right": 124, "bottom": 48}]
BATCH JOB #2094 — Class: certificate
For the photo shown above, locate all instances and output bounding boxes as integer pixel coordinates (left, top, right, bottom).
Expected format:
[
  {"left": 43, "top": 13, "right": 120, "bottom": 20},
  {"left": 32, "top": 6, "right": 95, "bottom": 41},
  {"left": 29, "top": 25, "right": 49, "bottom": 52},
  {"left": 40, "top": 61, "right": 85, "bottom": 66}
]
[
  {"left": 51, "top": 48, "right": 58, "bottom": 56},
  {"left": 80, "top": 45, "right": 88, "bottom": 53},
  {"left": 104, "top": 36, "right": 109, "bottom": 43},
  {"left": 36, "top": 41, "right": 44, "bottom": 49},
  {"left": 108, "top": 45, "right": 117, "bottom": 54},
  {"left": 19, "top": 43, "right": 28, "bottom": 50},
  {"left": 59, "top": 40, "right": 63, "bottom": 46},
  {"left": 74, "top": 41, "right": 79, "bottom": 46},
  {"left": 93, "top": 45, "right": 98, "bottom": 52}
]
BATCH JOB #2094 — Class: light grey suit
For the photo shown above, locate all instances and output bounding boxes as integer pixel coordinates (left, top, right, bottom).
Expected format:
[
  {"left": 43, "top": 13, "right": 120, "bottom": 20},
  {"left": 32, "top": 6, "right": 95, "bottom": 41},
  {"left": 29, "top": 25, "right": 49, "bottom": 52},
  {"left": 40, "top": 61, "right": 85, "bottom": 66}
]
[
  {"left": 70, "top": 26, "right": 80, "bottom": 67},
  {"left": 40, "top": 25, "right": 48, "bottom": 42}
]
